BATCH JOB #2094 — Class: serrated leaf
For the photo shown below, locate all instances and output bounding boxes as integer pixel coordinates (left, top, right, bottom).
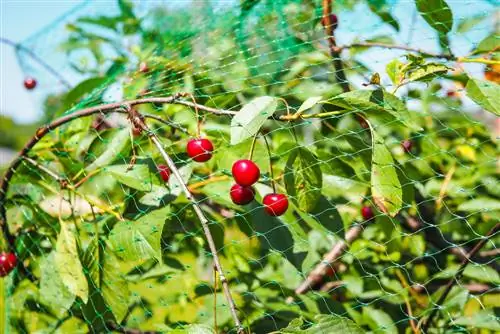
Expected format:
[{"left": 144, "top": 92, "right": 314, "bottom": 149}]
[
  {"left": 457, "top": 197, "right": 500, "bottom": 212},
  {"left": 473, "top": 33, "right": 499, "bottom": 55},
  {"left": 363, "top": 306, "right": 397, "bottom": 334},
  {"left": 328, "top": 89, "right": 422, "bottom": 131},
  {"left": 297, "top": 96, "right": 322, "bottom": 114},
  {"left": 285, "top": 147, "right": 323, "bottom": 212},
  {"left": 453, "top": 309, "right": 500, "bottom": 331},
  {"left": 101, "top": 244, "right": 129, "bottom": 323},
  {"left": 281, "top": 314, "right": 364, "bottom": 333},
  {"left": 63, "top": 77, "right": 107, "bottom": 111},
  {"left": 466, "top": 79, "right": 500, "bottom": 116},
  {"left": 230, "top": 96, "right": 277, "bottom": 145},
  {"left": 86, "top": 128, "right": 131, "bottom": 171},
  {"left": 415, "top": 0, "right": 453, "bottom": 34},
  {"left": 139, "top": 185, "right": 170, "bottom": 206},
  {"left": 369, "top": 125, "right": 402, "bottom": 216},
  {"left": 107, "top": 164, "right": 153, "bottom": 191},
  {"left": 407, "top": 63, "right": 450, "bottom": 82},
  {"left": 40, "top": 253, "right": 76, "bottom": 316},
  {"left": 54, "top": 222, "right": 89, "bottom": 303},
  {"left": 108, "top": 206, "right": 171, "bottom": 261}
]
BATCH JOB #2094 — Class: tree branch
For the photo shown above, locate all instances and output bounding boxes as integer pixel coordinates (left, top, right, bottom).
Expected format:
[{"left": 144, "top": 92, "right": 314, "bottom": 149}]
[
  {"left": 421, "top": 223, "right": 500, "bottom": 332},
  {"left": 322, "top": 0, "right": 350, "bottom": 93},
  {"left": 295, "top": 223, "right": 364, "bottom": 295},
  {"left": 127, "top": 107, "right": 243, "bottom": 333}
]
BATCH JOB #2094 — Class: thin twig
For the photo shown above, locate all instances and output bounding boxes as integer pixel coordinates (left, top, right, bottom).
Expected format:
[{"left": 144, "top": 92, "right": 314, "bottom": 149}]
[
  {"left": 322, "top": 0, "right": 350, "bottom": 92},
  {"left": 420, "top": 223, "right": 500, "bottom": 332},
  {"left": 127, "top": 107, "right": 243, "bottom": 333},
  {"left": 395, "top": 269, "right": 420, "bottom": 334},
  {"left": 295, "top": 224, "right": 364, "bottom": 294},
  {"left": 0, "top": 37, "right": 71, "bottom": 88}
]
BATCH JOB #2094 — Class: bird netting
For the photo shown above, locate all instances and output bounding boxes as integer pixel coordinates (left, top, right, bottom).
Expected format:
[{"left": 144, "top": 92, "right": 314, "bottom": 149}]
[{"left": 1, "top": 0, "right": 499, "bottom": 333}]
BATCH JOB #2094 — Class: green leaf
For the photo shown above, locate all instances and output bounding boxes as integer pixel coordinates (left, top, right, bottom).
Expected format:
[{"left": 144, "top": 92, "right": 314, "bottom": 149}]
[
  {"left": 369, "top": 125, "right": 403, "bottom": 216},
  {"left": 473, "top": 33, "right": 499, "bottom": 55},
  {"left": 284, "top": 147, "right": 323, "bottom": 212},
  {"left": 106, "top": 164, "right": 153, "bottom": 191},
  {"left": 457, "top": 13, "right": 488, "bottom": 33},
  {"left": 63, "top": 77, "right": 107, "bottom": 111},
  {"left": 406, "top": 63, "right": 450, "bottom": 83},
  {"left": 169, "top": 164, "right": 193, "bottom": 197},
  {"left": 453, "top": 309, "right": 500, "bottom": 331},
  {"left": 368, "top": 3, "right": 400, "bottom": 31},
  {"left": 168, "top": 324, "right": 215, "bottom": 333},
  {"left": 54, "top": 222, "right": 89, "bottom": 303},
  {"left": 328, "top": 89, "right": 422, "bottom": 131},
  {"left": 281, "top": 314, "right": 364, "bottom": 333},
  {"left": 415, "top": 0, "right": 453, "bottom": 34},
  {"left": 108, "top": 205, "right": 171, "bottom": 262},
  {"left": 363, "top": 306, "right": 397, "bottom": 334},
  {"left": 297, "top": 96, "right": 322, "bottom": 114},
  {"left": 86, "top": 128, "right": 131, "bottom": 171},
  {"left": 40, "top": 253, "right": 76, "bottom": 316},
  {"left": 466, "top": 79, "right": 500, "bottom": 116},
  {"left": 101, "top": 244, "right": 129, "bottom": 323},
  {"left": 457, "top": 197, "right": 500, "bottom": 212},
  {"left": 230, "top": 96, "right": 277, "bottom": 145}
]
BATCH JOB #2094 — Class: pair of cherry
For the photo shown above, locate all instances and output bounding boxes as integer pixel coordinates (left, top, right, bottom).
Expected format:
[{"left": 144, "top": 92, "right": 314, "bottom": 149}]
[{"left": 230, "top": 160, "right": 288, "bottom": 217}]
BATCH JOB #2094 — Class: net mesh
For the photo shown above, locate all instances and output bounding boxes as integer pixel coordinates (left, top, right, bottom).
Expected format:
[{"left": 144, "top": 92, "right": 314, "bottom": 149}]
[{"left": 2, "top": 0, "right": 499, "bottom": 333}]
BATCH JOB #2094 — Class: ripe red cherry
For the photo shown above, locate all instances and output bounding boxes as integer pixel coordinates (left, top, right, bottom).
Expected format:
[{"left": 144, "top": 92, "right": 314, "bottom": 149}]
[
  {"left": 401, "top": 139, "right": 413, "bottom": 153},
  {"left": 187, "top": 138, "right": 214, "bottom": 162},
  {"left": 263, "top": 193, "right": 289, "bottom": 216},
  {"left": 230, "top": 184, "right": 255, "bottom": 205},
  {"left": 361, "top": 206, "right": 374, "bottom": 220},
  {"left": 24, "top": 77, "right": 37, "bottom": 90},
  {"left": 232, "top": 160, "right": 260, "bottom": 186},
  {"left": 158, "top": 164, "right": 170, "bottom": 182},
  {"left": 321, "top": 13, "right": 338, "bottom": 30},
  {"left": 0, "top": 252, "right": 17, "bottom": 277}
]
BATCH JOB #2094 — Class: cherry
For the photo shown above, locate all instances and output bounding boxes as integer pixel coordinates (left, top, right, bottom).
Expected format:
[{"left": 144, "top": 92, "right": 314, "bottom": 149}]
[
  {"left": 401, "top": 139, "right": 413, "bottom": 153},
  {"left": 158, "top": 164, "right": 170, "bottom": 182},
  {"left": 361, "top": 206, "right": 374, "bottom": 220},
  {"left": 230, "top": 184, "right": 255, "bottom": 205},
  {"left": 232, "top": 160, "right": 260, "bottom": 186},
  {"left": 263, "top": 193, "right": 289, "bottom": 216},
  {"left": 321, "top": 13, "right": 339, "bottom": 30},
  {"left": 24, "top": 77, "right": 37, "bottom": 90},
  {"left": 132, "top": 126, "right": 142, "bottom": 137},
  {"left": 139, "top": 62, "right": 149, "bottom": 73},
  {"left": 0, "top": 252, "right": 17, "bottom": 277},
  {"left": 357, "top": 116, "right": 369, "bottom": 129},
  {"left": 187, "top": 138, "right": 214, "bottom": 162}
]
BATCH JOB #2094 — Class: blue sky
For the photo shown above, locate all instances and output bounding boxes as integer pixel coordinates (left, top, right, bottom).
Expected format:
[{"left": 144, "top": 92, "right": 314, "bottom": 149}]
[{"left": 0, "top": 0, "right": 496, "bottom": 124}]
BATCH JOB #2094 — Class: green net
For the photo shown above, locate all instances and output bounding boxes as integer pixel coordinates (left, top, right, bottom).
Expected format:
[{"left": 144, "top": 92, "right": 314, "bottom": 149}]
[{"left": 2, "top": 0, "right": 499, "bottom": 333}]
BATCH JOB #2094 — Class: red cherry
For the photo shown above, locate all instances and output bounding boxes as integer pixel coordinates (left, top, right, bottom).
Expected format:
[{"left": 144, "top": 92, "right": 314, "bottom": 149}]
[
  {"left": 321, "top": 14, "right": 339, "bottom": 30},
  {"left": 232, "top": 160, "right": 260, "bottom": 186},
  {"left": 263, "top": 193, "right": 289, "bottom": 216},
  {"left": 0, "top": 252, "right": 17, "bottom": 277},
  {"left": 139, "top": 62, "right": 149, "bottom": 73},
  {"left": 158, "top": 164, "right": 170, "bottom": 182},
  {"left": 357, "top": 116, "right": 369, "bottom": 129},
  {"left": 187, "top": 138, "right": 214, "bottom": 162},
  {"left": 361, "top": 206, "right": 374, "bottom": 220},
  {"left": 230, "top": 184, "right": 255, "bottom": 205},
  {"left": 24, "top": 77, "right": 37, "bottom": 90},
  {"left": 401, "top": 139, "right": 413, "bottom": 153}
]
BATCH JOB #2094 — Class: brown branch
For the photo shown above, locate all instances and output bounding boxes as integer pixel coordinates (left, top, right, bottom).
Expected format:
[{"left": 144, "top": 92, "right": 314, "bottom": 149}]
[
  {"left": 128, "top": 107, "right": 243, "bottom": 333},
  {"left": 322, "top": 0, "right": 350, "bottom": 92},
  {"left": 421, "top": 223, "right": 500, "bottom": 332},
  {"left": 295, "top": 224, "right": 364, "bottom": 295},
  {"left": 337, "top": 42, "right": 452, "bottom": 59}
]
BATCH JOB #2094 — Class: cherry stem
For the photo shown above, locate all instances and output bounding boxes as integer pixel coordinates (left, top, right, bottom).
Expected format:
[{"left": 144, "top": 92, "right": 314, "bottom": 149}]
[
  {"left": 262, "top": 135, "right": 276, "bottom": 193},
  {"left": 278, "top": 97, "right": 291, "bottom": 117},
  {"left": 248, "top": 133, "right": 259, "bottom": 160}
]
